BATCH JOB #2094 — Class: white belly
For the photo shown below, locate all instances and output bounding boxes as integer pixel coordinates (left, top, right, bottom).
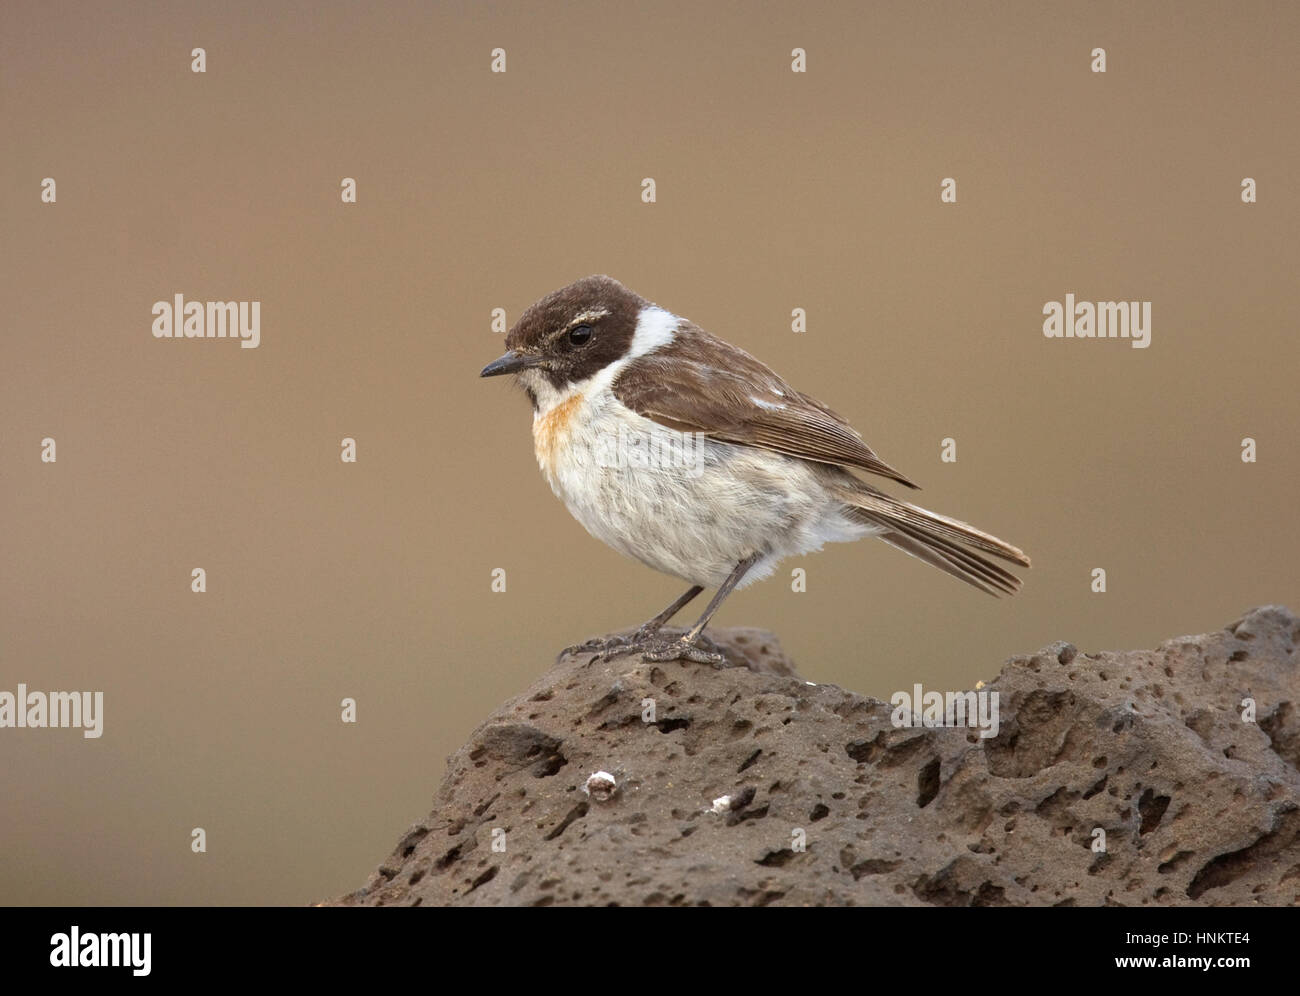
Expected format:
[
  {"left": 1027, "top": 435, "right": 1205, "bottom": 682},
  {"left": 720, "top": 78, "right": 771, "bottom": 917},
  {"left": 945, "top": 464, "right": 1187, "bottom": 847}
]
[{"left": 532, "top": 388, "right": 872, "bottom": 589}]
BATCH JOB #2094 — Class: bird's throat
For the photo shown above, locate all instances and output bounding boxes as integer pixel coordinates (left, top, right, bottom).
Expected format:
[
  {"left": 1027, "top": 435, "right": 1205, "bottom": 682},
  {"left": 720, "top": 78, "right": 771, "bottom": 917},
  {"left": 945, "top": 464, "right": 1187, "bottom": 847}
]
[{"left": 532, "top": 393, "right": 584, "bottom": 477}]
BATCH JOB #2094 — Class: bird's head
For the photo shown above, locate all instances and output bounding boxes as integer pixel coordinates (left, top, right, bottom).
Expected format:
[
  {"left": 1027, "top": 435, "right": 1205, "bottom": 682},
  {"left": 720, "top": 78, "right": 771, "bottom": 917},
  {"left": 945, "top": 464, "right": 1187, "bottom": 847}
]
[{"left": 479, "top": 275, "right": 647, "bottom": 408}]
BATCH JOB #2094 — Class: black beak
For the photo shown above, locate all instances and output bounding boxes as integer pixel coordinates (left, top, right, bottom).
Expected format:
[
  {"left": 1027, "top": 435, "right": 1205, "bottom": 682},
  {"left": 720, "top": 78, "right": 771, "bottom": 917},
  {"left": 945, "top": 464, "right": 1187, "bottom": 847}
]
[{"left": 479, "top": 350, "right": 543, "bottom": 378}]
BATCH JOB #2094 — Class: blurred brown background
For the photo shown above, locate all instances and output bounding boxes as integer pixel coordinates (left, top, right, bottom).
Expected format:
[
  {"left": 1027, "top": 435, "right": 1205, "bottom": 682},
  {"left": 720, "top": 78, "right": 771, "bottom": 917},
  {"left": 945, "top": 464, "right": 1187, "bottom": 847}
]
[{"left": 2, "top": 0, "right": 1296, "bottom": 905}]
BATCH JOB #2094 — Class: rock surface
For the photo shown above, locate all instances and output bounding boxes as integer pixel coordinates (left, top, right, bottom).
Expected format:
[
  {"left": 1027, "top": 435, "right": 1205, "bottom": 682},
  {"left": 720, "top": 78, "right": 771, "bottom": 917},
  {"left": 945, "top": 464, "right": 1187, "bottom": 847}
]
[{"left": 330, "top": 608, "right": 1300, "bottom": 906}]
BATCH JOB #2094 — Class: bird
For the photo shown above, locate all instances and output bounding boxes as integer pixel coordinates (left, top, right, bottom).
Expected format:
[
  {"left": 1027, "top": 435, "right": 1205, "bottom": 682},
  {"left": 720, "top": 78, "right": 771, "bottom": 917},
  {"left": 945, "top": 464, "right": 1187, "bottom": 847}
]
[{"left": 480, "top": 275, "right": 1029, "bottom": 665}]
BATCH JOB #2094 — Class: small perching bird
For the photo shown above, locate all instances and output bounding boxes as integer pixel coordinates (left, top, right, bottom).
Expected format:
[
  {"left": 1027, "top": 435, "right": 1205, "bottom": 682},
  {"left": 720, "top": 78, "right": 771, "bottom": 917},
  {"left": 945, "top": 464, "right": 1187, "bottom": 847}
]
[{"left": 481, "top": 275, "right": 1029, "bottom": 665}]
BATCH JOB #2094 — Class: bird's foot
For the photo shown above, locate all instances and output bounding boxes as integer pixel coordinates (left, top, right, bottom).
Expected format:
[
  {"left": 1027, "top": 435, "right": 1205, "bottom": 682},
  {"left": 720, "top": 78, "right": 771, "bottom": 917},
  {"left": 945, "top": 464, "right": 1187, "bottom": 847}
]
[
  {"left": 635, "top": 631, "right": 729, "bottom": 668},
  {"left": 560, "top": 626, "right": 662, "bottom": 660},
  {"left": 640, "top": 639, "right": 725, "bottom": 667},
  {"left": 563, "top": 629, "right": 731, "bottom": 668},
  {"left": 560, "top": 633, "right": 632, "bottom": 658}
]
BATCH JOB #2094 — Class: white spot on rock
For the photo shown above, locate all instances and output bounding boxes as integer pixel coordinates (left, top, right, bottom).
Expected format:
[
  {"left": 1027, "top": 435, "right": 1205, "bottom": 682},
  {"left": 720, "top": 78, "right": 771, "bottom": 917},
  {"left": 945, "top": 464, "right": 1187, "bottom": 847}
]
[{"left": 584, "top": 770, "right": 617, "bottom": 801}]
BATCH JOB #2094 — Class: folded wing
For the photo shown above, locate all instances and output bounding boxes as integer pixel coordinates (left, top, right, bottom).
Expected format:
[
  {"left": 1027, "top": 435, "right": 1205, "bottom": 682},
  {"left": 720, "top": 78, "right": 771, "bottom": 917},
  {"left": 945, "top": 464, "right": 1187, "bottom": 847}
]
[{"left": 613, "top": 322, "right": 919, "bottom": 489}]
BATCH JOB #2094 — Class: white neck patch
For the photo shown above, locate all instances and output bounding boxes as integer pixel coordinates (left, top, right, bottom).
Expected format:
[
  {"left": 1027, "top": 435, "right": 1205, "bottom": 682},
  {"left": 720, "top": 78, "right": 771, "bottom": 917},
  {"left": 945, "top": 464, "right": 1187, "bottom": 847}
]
[{"left": 626, "top": 305, "right": 679, "bottom": 359}]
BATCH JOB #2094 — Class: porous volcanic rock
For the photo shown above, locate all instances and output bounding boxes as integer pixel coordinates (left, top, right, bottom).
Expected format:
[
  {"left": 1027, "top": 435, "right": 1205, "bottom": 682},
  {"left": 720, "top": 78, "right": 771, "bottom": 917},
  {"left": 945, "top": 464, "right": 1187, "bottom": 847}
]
[{"left": 330, "top": 607, "right": 1300, "bottom": 906}]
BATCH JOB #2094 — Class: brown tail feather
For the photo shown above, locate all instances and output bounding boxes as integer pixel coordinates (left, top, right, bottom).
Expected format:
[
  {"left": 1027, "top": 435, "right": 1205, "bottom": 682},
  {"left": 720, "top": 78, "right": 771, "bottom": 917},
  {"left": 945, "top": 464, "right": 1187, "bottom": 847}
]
[
  {"left": 840, "top": 485, "right": 1030, "bottom": 565},
  {"left": 841, "top": 489, "right": 1030, "bottom": 597}
]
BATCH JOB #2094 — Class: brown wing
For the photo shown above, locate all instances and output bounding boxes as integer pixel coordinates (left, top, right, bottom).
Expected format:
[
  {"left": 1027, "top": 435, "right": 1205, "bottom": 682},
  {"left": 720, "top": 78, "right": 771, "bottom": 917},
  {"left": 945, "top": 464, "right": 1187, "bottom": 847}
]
[{"left": 613, "top": 322, "right": 919, "bottom": 489}]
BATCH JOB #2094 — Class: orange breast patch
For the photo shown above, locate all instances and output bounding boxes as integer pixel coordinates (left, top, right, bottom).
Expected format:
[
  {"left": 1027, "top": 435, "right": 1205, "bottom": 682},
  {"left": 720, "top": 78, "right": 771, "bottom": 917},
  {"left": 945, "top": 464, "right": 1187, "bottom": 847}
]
[{"left": 533, "top": 394, "right": 584, "bottom": 472}]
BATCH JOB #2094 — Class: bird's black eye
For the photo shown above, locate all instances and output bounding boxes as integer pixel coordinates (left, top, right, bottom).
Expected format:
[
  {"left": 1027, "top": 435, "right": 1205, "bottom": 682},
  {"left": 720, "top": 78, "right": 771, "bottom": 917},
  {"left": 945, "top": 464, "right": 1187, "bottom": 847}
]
[{"left": 568, "top": 324, "right": 593, "bottom": 346}]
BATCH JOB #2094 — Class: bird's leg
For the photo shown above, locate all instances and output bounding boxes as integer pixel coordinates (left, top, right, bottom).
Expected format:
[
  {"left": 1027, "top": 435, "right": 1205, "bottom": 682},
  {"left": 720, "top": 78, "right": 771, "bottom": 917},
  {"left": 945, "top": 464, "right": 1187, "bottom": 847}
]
[
  {"left": 630, "top": 584, "right": 704, "bottom": 640},
  {"left": 642, "top": 554, "right": 761, "bottom": 666},
  {"left": 560, "top": 584, "right": 704, "bottom": 658}
]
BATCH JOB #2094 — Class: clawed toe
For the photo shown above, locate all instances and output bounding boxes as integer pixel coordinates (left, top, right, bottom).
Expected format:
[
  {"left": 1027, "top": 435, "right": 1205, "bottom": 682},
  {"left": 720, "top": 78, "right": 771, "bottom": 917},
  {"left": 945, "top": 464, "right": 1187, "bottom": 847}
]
[
  {"left": 562, "top": 629, "right": 730, "bottom": 668},
  {"left": 642, "top": 643, "right": 724, "bottom": 666},
  {"left": 560, "top": 634, "right": 632, "bottom": 658},
  {"left": 640, "top": 636, "right": 726, "bottom": 667}
]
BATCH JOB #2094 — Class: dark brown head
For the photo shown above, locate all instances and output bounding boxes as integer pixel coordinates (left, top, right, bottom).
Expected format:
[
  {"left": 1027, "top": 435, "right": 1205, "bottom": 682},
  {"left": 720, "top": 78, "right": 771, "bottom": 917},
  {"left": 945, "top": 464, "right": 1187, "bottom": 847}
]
[{"left": 479, "top": 275, "right": 648, "bottom": 406}]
